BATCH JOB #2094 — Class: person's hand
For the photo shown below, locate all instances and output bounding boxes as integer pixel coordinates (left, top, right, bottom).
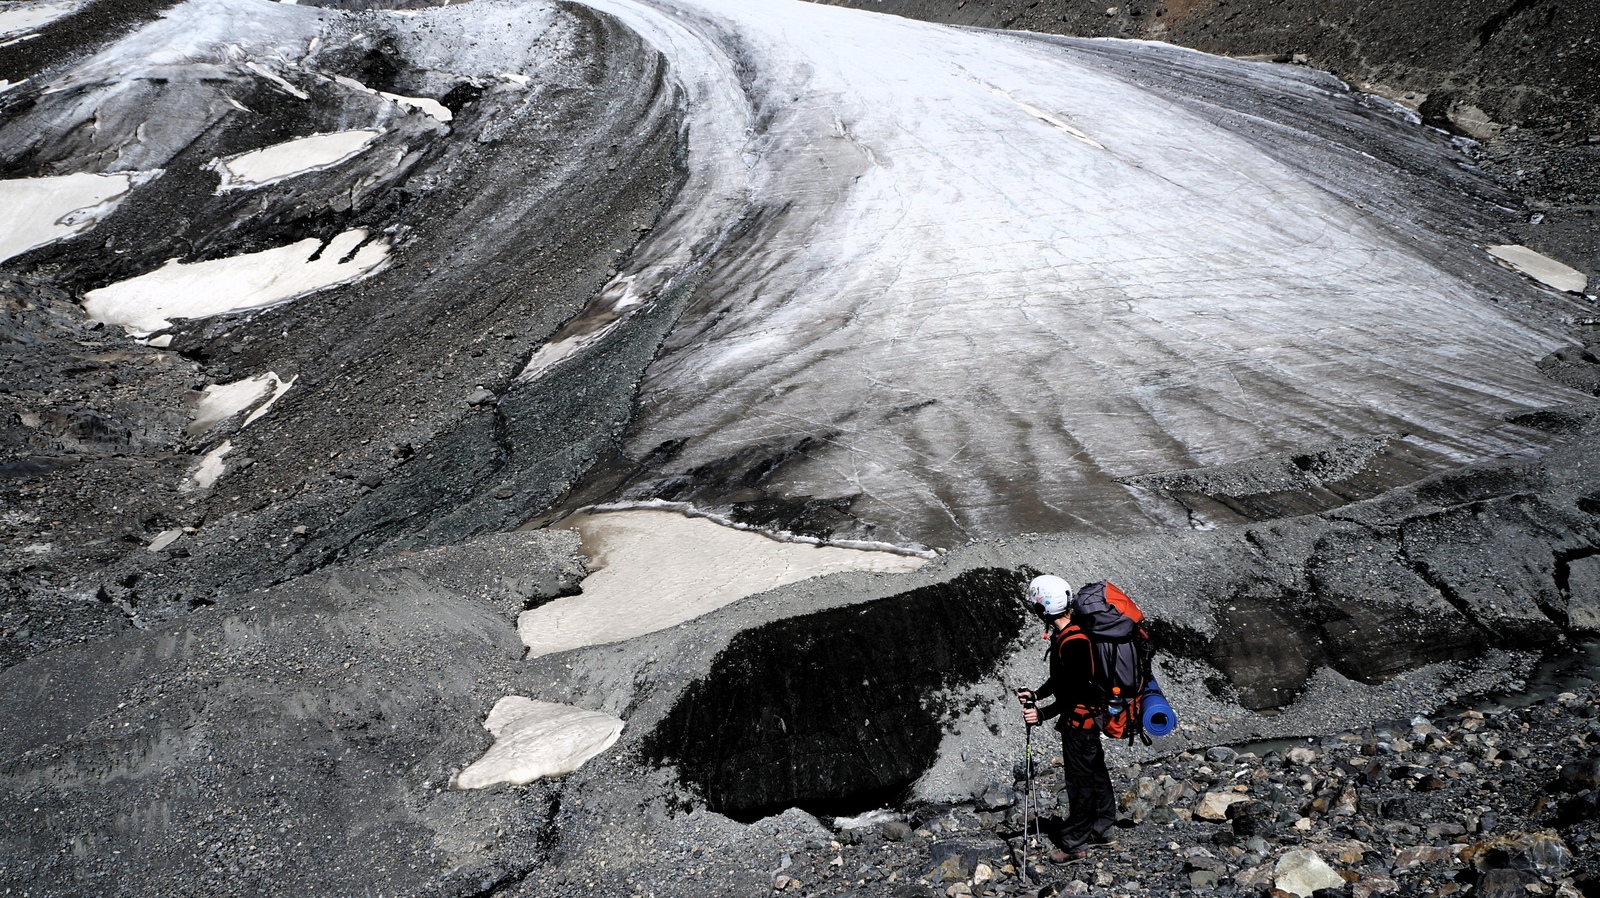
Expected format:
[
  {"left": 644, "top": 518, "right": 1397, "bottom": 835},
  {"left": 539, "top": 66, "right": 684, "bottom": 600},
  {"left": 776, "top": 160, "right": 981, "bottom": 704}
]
[
  {"left": 1014, "top": 689, "right": 1036, "bottom": 705},
  {"left": 1022, "top": 706, "right": 1040, "bottom": 726}
]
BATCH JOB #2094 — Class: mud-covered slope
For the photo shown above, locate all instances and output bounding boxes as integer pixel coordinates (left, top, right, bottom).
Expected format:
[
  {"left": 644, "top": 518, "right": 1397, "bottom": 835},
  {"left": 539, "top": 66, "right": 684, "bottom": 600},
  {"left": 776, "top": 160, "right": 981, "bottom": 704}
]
[{"left": 1, "top": 0, "right": 691, "bottom": 657}]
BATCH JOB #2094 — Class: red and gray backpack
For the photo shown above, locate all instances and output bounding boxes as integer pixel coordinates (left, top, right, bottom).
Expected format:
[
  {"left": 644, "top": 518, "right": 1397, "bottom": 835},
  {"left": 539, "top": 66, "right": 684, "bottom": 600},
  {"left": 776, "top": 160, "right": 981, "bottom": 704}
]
[{"left": 1059, "top": 581, "right": 1155, "bottom": 743}]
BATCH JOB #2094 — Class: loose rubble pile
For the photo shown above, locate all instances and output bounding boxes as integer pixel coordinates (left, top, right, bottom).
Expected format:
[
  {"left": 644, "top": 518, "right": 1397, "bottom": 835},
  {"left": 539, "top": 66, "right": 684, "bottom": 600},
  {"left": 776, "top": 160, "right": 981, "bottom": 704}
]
[{"left": 760, "top": 687, "right": 1599, "bottom": 898}]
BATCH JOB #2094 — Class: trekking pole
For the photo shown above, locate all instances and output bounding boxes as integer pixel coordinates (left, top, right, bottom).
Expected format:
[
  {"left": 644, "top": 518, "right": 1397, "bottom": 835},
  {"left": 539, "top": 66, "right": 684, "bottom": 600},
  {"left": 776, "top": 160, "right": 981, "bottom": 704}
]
[{"left": 1021, "top": 698, "right": 1036, "bottom": 886}]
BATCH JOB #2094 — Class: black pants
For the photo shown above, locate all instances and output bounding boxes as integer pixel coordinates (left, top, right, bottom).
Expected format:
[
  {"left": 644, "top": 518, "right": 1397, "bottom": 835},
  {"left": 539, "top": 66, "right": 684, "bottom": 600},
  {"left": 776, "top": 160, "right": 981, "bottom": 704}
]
[{"left": 1054, "top": 725, "right": 1116, "bottom": 850}]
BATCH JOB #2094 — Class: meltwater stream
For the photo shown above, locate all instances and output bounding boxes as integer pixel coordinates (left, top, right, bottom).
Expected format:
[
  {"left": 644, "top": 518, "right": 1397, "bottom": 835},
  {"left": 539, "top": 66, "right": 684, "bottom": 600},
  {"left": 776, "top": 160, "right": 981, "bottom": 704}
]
[{"left": 532, "top": 0, "right": 1582, "bottom": 552}]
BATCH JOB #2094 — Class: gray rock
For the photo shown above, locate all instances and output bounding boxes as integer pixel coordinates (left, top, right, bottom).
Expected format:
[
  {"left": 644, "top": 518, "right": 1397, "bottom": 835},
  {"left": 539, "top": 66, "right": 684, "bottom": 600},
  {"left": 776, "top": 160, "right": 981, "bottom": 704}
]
[
  {"left": 975, "top": 782, "right": 1015, "bottom": 811},
  {"left": 1205, "top": 746, "right": 1238, "bottom": 764},
  {"left": 880, "top": 821, "right": 912, "bottom": 842},
  {"left": 1555, "top": 756, "right": 1600, "bottom": 791},
  {"left": 465, "top": 387, "right": 496, "bottom": 406}
]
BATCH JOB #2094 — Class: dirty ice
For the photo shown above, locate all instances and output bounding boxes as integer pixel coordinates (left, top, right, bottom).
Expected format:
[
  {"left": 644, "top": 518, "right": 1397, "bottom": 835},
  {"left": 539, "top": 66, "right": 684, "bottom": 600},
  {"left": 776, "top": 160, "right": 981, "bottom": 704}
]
[{"left": 558, "top": 0, "right": 1580, "bottom": 551}]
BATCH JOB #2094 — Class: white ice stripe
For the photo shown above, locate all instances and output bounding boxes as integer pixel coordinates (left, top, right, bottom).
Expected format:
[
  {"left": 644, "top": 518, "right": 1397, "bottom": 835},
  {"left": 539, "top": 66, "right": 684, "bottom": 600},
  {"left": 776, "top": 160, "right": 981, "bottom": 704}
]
[
  {"left": 82, "top": 229, "right": 388, "bottom": 334},
  {"left": 189, "top": 375, "right": 276, "bottom": 435},
  {"left": 187, "top": 372, "right": 297, "bottom": 434},
  {"left": 243, "top": 374, "right": 295, "bottom": 427},
  {"left": 1488, "top": 245, "right": 1589, "bottom": 294},
  {"left": 0, "top": 33, "right": 41, "bottom": 49},
  {"left": 209, "top": 130, "right": 381, "bottom": 191},
  {"left": 586, "top": 498, "right": 938, "bottom": 558},
  {"left": 516, "top": 509, "right": 926, "bottom": 658},
  {"left": 331, "top": 75, "right": 452, "bottom": 123},
  {"left": 182, "top": 440, "right": 232, "bottom": 492},
  {"left": 244, "top": 61, "right": 310, "bottom": 100},
  {"left": 452, "top": 698, "right": 623, "bottom": 790},
  {"left": 0, "top": 172, "right": 153, "bottom": 264},
  {"left": 0, "top": 1, "right": 78, "bottom": 38},
  {"left": 576, "top": 0, "right": 1581, "bottom": 546}
]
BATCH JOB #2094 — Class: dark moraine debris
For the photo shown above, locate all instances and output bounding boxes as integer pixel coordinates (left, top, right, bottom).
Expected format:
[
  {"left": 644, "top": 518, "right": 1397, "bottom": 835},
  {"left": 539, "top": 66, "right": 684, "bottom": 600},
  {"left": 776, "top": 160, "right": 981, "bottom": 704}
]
[{"left": 648, "top": 567, "right": 1029, "bottom": 821}]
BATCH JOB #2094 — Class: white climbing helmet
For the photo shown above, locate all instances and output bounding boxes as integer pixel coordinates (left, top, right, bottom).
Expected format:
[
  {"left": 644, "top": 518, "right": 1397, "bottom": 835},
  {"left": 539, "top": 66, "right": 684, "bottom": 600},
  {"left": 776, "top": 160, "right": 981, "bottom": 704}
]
[{"left": 1026, "top": 575, "right": 1074, "bottom": 618}]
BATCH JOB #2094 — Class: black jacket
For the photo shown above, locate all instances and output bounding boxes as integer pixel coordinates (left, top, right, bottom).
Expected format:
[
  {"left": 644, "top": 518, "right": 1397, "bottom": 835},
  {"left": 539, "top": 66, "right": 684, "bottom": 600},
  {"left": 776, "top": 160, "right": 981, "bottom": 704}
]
[{"left": 1034, "top": 622, "right": 1099, "bottom": 730}]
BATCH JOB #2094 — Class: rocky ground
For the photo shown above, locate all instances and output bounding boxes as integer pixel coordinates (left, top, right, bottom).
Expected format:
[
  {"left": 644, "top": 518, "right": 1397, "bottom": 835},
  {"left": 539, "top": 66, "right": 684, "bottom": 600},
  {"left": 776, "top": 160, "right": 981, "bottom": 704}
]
[{"left": 705, "top": 687, "right": 1600, "bottom": 898}]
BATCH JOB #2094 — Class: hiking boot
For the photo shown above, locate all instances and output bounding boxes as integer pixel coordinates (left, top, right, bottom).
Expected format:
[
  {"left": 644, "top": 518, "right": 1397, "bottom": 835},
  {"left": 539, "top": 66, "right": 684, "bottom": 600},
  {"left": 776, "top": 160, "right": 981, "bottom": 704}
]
[{"left": 1047, "top": 847, "right": 1090, "bottom": 864}]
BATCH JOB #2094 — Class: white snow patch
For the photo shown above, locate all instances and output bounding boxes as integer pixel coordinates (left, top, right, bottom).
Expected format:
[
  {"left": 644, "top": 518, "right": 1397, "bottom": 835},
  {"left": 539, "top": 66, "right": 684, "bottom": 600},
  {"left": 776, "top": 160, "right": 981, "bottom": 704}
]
[
  {"left": 0, "top": 79, "right": 19, "bottom": 94},
  {"left": 183, "top": 440, "right": 232, "bottom": 492},
  {"left": 82, "top": 229, "right": 389, "bottom": 333},
  {"left": 0, "top": 172, "right": 142, "bottom": 263},
  {"left": 188, "top": 372, "right": 295, "bottom": 434},
  {"left": 332, "top": 75, "right": 452, "bottom": 123},
  {"left": 1488, "top": 245, "right": 1588, "bottom": 294},
  {"left": 516, "top": 508, "right": 927, "bottom": 658},
  {"left": 0, "top": 1, "right": 78, "bottom": 38},
  {"left": 499, "top": 72, "right": 529, "bottom": 86},
  {"left": 453, "top": 697, "right": 622, "bottom": 790},
  {"left": 210, "top": 130, "right": 380, "bottom": 191}
]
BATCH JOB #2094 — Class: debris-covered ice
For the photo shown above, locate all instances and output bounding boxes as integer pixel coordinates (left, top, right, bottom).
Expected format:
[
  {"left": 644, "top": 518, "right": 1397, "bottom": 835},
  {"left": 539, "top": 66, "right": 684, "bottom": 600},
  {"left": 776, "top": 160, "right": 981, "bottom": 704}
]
[{"left": 572, "top": 0, "right": 1582, "bottom": 549}]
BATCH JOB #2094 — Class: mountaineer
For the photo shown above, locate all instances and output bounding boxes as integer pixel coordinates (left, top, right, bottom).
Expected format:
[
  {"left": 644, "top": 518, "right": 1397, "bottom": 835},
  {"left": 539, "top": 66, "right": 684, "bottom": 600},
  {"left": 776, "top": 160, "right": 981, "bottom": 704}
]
[{"left": 1016, "top": 574, "right": 1153, "bottom": 862}]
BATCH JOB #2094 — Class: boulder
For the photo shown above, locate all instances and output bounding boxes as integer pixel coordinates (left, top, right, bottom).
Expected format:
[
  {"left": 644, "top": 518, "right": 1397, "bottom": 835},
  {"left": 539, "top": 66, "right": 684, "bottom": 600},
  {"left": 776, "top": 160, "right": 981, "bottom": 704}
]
[
  {"left": 1194, "top": 791, "right": 1251, "bottom": 821},
  {"left": 1273, "top": 850, "right": 1344, "bottom": 898},
  {"left": 1461, "top": 831, "right": 1573, "bottom": 879}
]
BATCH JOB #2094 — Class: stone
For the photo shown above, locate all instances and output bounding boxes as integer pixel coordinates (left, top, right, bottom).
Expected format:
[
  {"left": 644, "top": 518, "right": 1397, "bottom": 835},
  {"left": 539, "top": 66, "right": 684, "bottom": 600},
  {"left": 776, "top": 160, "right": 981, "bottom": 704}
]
[
  {"left": 1555, "top": 756, "right": 1600, "bottom": 791},
  {"left": 975, "top": 782, "right": 1015, "bottom": 810},
  {"left": 971, "top": 863, "right": 994, "bottom": 884},
  {"left": 148, "top": 528, "right": 183, "bottom": 552},
  {"left": 1205, "top": 746, "right": 1238, "bottom": 764},
  {"left": 1425, "top": 822, "right": 1466, "bottom": 841},
  {"left": 1274, "top": 850, "right": 1344, "bottom": 898},
  {"left": 1331, "top": 785, "right": 1358, "bottom": 817},
  {"left": 945, "top": 883, "right": 972, "bottom": 897},
  {"left": 1227, "top": 799, "right": 1274, "bottom": 836},
  {"left": 1189, "top": 870, "right": 1220, "bottom": 889},
  {"left": 1351, "top": 872, "right": 1398, "bottom": 898},
  {"left": 1392, "top": 845, "right": 1459, "bottom": 870},
  {"left": 465, "top": 387, "right": 496, "bottom": 406},
  {"left": 1195, "top": 791, "right": 1251, "bottom": 821},
  {"left": 1474, "top": 868, "right": 1539, "bottom": 898},
  {"left": 880, "top": 821, "right": 912, "bottom": 841},
  {"left": 1461, "top": 831, "right": 1573, "bottom": 879},
  {"left": 1414, "top": 774, "right": 1447, "bottom": 791},
  {"left": 1287, "top": 747, "right": 1318, "bottom": 765},
  {"left": 1236, "top": 865, "right": 1275, "bottom": 889}
]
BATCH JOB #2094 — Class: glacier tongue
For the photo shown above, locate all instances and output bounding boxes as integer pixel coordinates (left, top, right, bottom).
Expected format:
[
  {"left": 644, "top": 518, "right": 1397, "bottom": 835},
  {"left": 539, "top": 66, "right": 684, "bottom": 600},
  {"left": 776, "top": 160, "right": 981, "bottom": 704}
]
[{"left": 568, "top": 0, "right": 1578, "bottom": 549}]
